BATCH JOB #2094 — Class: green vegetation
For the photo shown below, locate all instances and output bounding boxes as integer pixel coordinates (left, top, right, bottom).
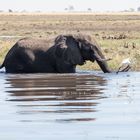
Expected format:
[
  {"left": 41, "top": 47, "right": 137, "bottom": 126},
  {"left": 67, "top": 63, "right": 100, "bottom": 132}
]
[{"left": 0, "top": 13, "right": 140, "bottom": 71}]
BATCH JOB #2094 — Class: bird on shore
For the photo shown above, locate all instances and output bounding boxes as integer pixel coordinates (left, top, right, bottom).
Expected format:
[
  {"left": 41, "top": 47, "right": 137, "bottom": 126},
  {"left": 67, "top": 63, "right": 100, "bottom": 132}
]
[{"left": 116, "top": 58, "right": 131, "bottom": 73}]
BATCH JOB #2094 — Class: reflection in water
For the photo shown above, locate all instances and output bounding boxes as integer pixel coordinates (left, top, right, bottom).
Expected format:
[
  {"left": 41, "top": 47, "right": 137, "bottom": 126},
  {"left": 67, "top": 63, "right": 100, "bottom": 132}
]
[
  {"left": 1, "top": 72, "right": 140, "bottom": 140},
  {"left": 5, "top": 74, "right": 107, "bottom": 122}
]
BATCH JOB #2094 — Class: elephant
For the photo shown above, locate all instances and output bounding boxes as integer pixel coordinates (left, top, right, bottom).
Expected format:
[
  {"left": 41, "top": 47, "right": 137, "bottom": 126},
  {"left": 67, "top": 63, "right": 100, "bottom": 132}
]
[{"left": 0, "top": 34, "right": 112, "bottom": 73}]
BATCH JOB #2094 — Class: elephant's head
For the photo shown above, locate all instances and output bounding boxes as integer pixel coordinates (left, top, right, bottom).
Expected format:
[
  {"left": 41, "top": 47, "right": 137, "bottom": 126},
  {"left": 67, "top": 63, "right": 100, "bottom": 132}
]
[{"left": 54, "top": 34, "right": 111, "bottom": 73}]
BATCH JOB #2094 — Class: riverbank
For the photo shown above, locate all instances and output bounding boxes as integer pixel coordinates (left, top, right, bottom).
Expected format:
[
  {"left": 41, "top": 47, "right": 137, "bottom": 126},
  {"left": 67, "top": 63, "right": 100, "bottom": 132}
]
[{"left": 0, "top": 13, "right": 140, "bottom": 71}]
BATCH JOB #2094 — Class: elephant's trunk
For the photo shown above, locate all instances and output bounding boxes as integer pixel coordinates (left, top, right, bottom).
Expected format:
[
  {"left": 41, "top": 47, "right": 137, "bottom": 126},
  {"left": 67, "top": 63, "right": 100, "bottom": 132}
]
[
  {"left": 91, "top": 45, "right": 111, "bottom": 73},
  {"left": 96, "top": 59, "right": 111, "bottom": 73}
]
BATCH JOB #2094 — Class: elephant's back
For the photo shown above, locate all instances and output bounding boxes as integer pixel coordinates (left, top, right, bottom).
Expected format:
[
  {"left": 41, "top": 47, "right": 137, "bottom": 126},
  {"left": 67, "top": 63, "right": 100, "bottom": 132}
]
[{"left": 16, "top": 37, "right": 55, "bottom": 51}]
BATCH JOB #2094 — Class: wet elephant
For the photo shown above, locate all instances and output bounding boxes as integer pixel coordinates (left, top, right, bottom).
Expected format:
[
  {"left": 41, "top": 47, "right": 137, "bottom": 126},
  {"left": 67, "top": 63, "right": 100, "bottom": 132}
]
[{"left": 0, "top": 34, "right": 111, "bottom": 73}]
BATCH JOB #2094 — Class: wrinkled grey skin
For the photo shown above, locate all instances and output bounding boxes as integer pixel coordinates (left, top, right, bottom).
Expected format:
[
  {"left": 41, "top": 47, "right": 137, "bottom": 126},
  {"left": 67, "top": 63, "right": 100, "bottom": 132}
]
[{"left": 0, "top": 34, "right": 111, "bottom": 73}]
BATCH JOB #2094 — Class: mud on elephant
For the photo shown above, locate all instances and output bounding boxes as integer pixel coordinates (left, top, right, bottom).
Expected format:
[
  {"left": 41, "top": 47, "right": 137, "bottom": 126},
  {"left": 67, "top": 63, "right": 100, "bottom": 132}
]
[{"left": 0, "top": 34, "right": 112, "bottom": 73}]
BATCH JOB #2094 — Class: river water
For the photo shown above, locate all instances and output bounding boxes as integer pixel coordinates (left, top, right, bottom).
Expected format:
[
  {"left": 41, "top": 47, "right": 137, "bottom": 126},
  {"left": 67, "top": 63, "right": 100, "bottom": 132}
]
[{"left": 0, "top": 70, "right": 140, "bottom": 140}]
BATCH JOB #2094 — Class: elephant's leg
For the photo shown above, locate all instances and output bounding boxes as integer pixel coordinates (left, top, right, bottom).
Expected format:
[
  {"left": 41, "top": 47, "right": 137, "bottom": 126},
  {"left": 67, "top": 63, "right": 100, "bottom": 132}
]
[
  {"left": 56, "top": 59, "right": 76, "bottom": 73},
  {"left": 5, "top": 58, "right": 25, "bottom": 73},
  {"left": 17, "top": 50, "right": 35, "bottom": 73},
  {"left": 5, "top": 49, "right": 35, "bottom": 73},
  {"left": 6, "top": 65, "right": 23, "bottom": 73}
]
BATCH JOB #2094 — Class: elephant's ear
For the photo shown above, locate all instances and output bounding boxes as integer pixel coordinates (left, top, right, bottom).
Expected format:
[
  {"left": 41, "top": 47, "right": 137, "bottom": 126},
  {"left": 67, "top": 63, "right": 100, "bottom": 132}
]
[
  {"left": 64, "top": 35, "right": 84, "bottom": 65},
  {"left": 54, "top": 35, "right": 84, "bottom": 65}
]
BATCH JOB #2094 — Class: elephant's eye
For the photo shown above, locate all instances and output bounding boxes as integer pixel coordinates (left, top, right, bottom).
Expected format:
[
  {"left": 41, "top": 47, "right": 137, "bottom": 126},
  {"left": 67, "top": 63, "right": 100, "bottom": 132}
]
[
  {"left": 83, "top": 45, "right": 91, "bottom": 52},
  {"left": 63, "top": 37, "right": 66, "bottom": 41}
]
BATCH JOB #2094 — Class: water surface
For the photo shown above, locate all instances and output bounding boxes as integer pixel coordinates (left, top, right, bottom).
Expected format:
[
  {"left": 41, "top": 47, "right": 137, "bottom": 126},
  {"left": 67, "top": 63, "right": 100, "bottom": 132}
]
[{"left": 0, "top": 70, "right": 140, "bottom": 140}]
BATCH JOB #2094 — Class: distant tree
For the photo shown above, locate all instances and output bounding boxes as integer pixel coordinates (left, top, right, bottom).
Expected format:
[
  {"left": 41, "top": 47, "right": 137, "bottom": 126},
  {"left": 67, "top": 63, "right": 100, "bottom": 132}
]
[
  {"left": 21, "top": 10, "right": 27, "bottom": 13},
  {"left": 129, "top": 8, "right": 135, "bottom": 12},
  {"left": 137, "top": 7, "right": 140, "bottom": 11},
  {"left": 64, "top": 8, "right": 68, "bottom": 11},
  {"left": 87, "top": 8, "right": 92, "bottom": 12},
  {"left": 8, "top": 9, "right": 13, "bottom": 12},
  {"left": 65, "top": 5, "right": 75, "bottom": 12},
  {"left": 68, "top": 5, "right": 74, "bottom": 11},
  {"left": 123, "top": 8, "right": 135, "bottom": 12}
]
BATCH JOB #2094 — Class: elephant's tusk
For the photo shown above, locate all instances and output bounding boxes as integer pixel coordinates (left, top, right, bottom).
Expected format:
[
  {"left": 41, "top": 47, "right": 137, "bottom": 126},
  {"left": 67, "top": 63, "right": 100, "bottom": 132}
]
[
  {"left": 104, "top": 58, "right": 112, "bottom": 61},
  {"left": 99, "top": 58, "right": 112, "bottom": 62}
]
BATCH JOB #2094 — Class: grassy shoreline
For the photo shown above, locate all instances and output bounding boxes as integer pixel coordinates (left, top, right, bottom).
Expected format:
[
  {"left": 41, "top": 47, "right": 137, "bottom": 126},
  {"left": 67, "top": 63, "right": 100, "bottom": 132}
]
[{"left": 0, "top": 13, "right": 140, "bottom": 71}]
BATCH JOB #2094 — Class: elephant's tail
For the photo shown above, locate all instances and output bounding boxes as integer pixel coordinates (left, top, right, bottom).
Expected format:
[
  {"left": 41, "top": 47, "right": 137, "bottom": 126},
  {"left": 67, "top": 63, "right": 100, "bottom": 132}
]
[{"left": 0, "top": 62, "right": 4, "bottom": 69}]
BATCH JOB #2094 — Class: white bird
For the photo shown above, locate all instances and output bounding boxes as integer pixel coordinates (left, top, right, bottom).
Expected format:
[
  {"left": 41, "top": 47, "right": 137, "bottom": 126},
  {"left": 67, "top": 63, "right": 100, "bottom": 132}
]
[
  {"left": 117, "top": 58, "right": 131, "bottom": 73},
  {"left": 121, "top": 58, "right": 131, "bottom": 65}
]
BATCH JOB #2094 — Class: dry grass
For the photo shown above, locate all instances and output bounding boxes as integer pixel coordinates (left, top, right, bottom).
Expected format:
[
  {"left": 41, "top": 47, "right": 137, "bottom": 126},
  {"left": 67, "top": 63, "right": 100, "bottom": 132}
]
[{"left": 0, "top": 12, "right": 140, "bottom": 71}]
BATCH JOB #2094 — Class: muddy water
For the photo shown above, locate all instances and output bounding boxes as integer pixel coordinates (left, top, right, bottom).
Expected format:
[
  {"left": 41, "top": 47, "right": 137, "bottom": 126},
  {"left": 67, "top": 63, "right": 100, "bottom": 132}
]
[{"left": 0, "top": 71, "right": 140, "bottom": 140}]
